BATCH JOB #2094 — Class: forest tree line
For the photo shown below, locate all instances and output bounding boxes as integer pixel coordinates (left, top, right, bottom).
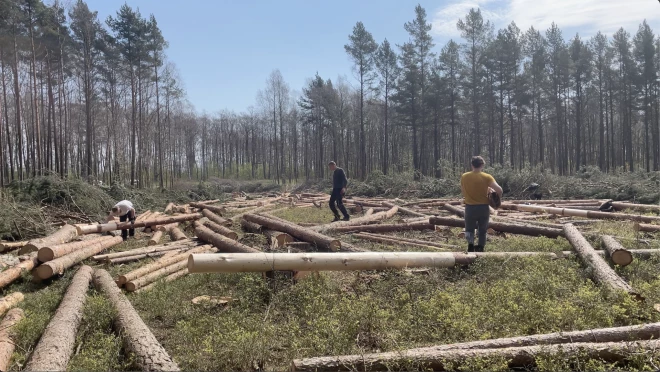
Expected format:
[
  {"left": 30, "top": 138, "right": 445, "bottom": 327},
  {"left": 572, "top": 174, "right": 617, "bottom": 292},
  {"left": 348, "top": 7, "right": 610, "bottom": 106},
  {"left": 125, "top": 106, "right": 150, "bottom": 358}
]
[{"left": 0, "top": 1, "right": 658, "bottom": 187}]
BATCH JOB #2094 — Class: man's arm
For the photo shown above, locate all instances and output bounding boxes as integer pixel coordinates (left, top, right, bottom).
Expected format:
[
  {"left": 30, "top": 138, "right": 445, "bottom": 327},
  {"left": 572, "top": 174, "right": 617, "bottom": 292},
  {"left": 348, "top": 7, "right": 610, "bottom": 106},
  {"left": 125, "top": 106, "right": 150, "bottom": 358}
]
[
  {"left": 129, "top": 208, "right": 136, "bottom": 221},
  {"left": 489, "top": 181, "right": 503, "bottom": 196},
  {"left": 106, "top": 213, "right": 115, "bottom": 223},
  {"left": 341, "top": 169, "right": 348, "bottom": 190}
]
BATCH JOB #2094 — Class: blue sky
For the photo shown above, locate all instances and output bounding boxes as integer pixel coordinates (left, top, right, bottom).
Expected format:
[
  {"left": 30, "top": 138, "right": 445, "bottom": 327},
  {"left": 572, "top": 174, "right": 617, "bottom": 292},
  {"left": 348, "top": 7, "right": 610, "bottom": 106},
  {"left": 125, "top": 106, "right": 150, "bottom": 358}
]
[{"left": 83, "top": 0, "right": 660, "bottom": 113}]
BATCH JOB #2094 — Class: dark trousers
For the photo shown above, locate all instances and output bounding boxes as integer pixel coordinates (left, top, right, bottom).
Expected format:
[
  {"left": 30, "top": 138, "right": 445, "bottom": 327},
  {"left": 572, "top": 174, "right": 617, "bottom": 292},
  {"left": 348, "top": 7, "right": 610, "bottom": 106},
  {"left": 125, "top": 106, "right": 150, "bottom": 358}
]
[
  {"left": 464, "top": 204, "right": 490, "bottom": 247},
  {"left": 119, "top": 213, "right": 135, "bottom": 241},
  {"left": 329, "top": 188, "right": 349, "bottom": 219}
]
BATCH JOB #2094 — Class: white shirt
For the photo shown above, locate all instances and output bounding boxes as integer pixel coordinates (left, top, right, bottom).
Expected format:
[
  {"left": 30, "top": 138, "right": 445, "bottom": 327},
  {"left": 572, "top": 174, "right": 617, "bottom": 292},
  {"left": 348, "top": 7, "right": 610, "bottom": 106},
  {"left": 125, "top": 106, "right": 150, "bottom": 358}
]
[{"left": 112, "top": 200, "right": 134, "bottom": 216}]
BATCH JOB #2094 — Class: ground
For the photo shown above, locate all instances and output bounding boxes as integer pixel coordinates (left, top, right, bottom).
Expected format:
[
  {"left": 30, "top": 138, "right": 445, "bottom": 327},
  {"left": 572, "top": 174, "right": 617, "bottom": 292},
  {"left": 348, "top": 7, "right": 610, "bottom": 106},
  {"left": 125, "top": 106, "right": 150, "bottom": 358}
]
[{"left": 4, "top": 203, "right": 660, "bottom": 371}]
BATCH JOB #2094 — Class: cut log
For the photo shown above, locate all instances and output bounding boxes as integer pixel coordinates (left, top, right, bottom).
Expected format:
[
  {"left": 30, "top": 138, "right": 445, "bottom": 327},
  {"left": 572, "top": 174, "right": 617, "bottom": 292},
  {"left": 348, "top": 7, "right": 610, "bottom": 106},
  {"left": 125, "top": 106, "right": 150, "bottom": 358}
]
[
  {"left": 240, "top": 219, "right": 263, "bottom": 234},
  {"left": 230, "top": 204, "right": 276, "bottom": 223},
  {"left": 76, "top": 213, "right": 201, "bottom": 235},
  {"left": 125, "top": 247, "right": 218, "bottom": 292},
  {"left": 117, "top": 245, "right": 213, "bottom": 286},
  {"left": 505, "top": 199, "right": 604, "bottom": 205},
  {"left": 168, "top": 225, "right": 187, "bottom": 241},
  {"left": 244, "top": 214, "right": 341, "bottom": 252},
  {"left": 563, "top": 224, "right": 641, "bottom": 300},
  {"left": 633, "top": 223, "right": 660, "bottom": 232},
  {"left": 196, "top": 199, "right": 220, "bottom": 205},
  {"left": 148, "top": 231, "right": 163, "bottom": 246},
  {"left": 34, "top": 236, "right": 124, "bottom": 280},
  {"left": 355, "top": 233, "right": 459, "bottom": 250},
  {"left": 504, "top": 204, "right": 660, "bottom": 223},
  {"left": 134, "top": 268, "right": 188, "bottom": 293},
  {"left": 331, "top": 222, "right": 436, "bottom": 234},
  {"left": 37, "top": 235, "right": 117, "bottom": 262},
  {"left": 291, "top": 339, "right": 660, "bottom": 372},
  {"left": 429, "top": 216, "right": 563, "bottom": 238},
  {"left": 189, "top": 252, "right": 458, "bottom": 273},
  {"left": 239, "top": 219, "right": 291, "bottom": 247},
  {"left": 0, "top": 307, "right": 23, "bottom": 371},
  {"left": 311, "top": 205, "right": 399, "bottom": 232},
  {"left": 382, "top": 201, "right": 427, "bottom": 217},
  {"left": 601, "top": 236, "right": 633, "bottom": 266},
  {"left": 194, "top": 224, "right": 260, "bottom": 253},
  {"left": 92, "top": 269, "right": 180, "bottom": 371},
  {"left": 92, "top": 240, "right": 197, "bottom": 261},
  {"left": 201, "top": 209, "right": 232, "bottom": 227},
  {"left": 0, "top": 241, "right": 27, "bottom": 253},
  {"left": 108, "top": 251, "right": 176, "bottom": 265},
  {"left": 442, "top": 204, "right": 465, "bottom": 218},
  {"left": 25, "top": 266, "right": 93, "bottom": 371},
  {"left": 189, "top": 202, "right": 226, "bottom": 216},
  {"left": 0, "top": 255, "right": 38, "bottom": 289},
  {"left": 286, "top": 242, "right": 314, "bottom": 250},
  {"left": 135, "top": 210, "right": 151, "bottom": 222},
  {"left": 611, "top": 201, "right": 660, "bottom": 213},
  {"left": 19, "top": 224, "right": 79, "bottom": 255},
  {"left": 0, "top": 292, "right": 23, "bottom": 316},
  {"left": 156, "top": 222, "right": 178, "bottom": 232},
  {"left": 196, "top": 219, "right": 238, "bottom": 240},
  {"left": 353, "top": 233, "right": 452, "bottom": 250},
  {"left": 164, "top": 202, "right": 175, "bottom": 214},
  {"left": 363, "top": 208, "right": 374, "bottom": 215}
]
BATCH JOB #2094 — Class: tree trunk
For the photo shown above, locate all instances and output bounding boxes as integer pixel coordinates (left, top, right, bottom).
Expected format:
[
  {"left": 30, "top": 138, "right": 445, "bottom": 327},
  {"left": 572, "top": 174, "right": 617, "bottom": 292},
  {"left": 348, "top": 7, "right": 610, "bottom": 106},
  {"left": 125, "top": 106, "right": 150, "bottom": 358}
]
[
  {"left": 34, "top": 236, "right": 123, "bottom": 280},
  {"left": 0, "top": 241, "right": 27, "bottom": 253},
  {"left": 0, "top": 293, "right": 23, "bottom": 316},
  {"left": 601, "top": 235, "right": 633, "bottom": 266},
  {"left": 76, "top": 213, "right": 201, "bottom": 235},
  {"left": 189, "top": 202, "right": 226, "bottom": 216},
  {"left": 25, "top": 266, "right": 93, "bottom": 371},
  {"left": 92, "top": 269, "right": 180, "bottom": 371},
  {"left": 311, "top": 205, "right": 398, "bottom": 232},
  {"left": 118, "top": 245, "right": 213, "bottom": 286},
  {"left": 148, "top": 231, "right": 163, "bottom": 246},
  {"left": 243, "top": 214, "right": 341, "bottom": 251},
  {"left": 108, "top": 251, "right": 176, "bottom": 265},
  {"left": 429, "top": 216, "right": 563, "bottom": 238},
  {"left": 194, "top": 225, "right": 259, "bottom": 253},
  {"left": 0, "top": 255, "right": 38, "bottom": 289},
  {"left": 505, "top": 204, "right": 660, "bottom": 224},
  {"left": 168, "top": 226, "right": 187, "bottom": 241},
  {"left": 92, "top": 240, "right": 198, "bottom": 262},
  {"left": 134, "top": 268, "right": 188, "bottom": 293},
  {"left": 382, "top": 202, "right": 427, "bottom": 217},
  {"left": 20, "top": 225, "right": 79, "bottom": 254},
  {"left": 0, "top": 308, "right": 23, "bottom": 371},
  {"left": 164, "top": 203, "right": 174, "bottom": 214},
  {"left": 37, "top": 235, "right": 117, "bottom": 262},
  {"left": 353, "top": 233, "right": 459, "bottom": 250},
  {"left": 610, "top": 201, "right": 660, "bottom": 213},
  {"left": 634, "top": 223, "right": 660, "bottom": 232},
  {"left": 196, "top": 219, "right": 238, "bottom": 240},
  {"left": 563, "top": 224, "right": 641, "bottom": 300},
  {"left": 330, "top": 222, "right": 435, "bottom": 234},
  {"left": 188, "top": 252, "right": 458, "bottom": 273}
]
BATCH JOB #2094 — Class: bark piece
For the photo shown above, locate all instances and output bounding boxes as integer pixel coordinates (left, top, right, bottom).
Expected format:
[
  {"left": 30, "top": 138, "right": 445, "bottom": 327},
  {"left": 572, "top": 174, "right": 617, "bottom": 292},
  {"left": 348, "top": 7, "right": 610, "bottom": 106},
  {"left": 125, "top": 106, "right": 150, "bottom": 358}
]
[
  {"left": 0, "top": 308, "right": 24, "bottom": 371},
  {"left": 34, "top": 236, "right": 123, "bottom": 279},
  {"left": 92, "top": 269, "right": 180, "bottom": 371},
  {"left": 601, "top": 235, "right": 633, "bottom": 266},
  {"left": 563, "top": 224, "right": 641, "bottom": 300},
  {"left": 19, "top": 225, "right": 79, "bottom": 255},
  {"left": 37, "top": 235, "right": 116, "bottom": 262},
  {"left": 76, "top": 213, "right": 202, "bottom": 235},
  {"left": 194, "top": 225, "right": 259, "bottom": 253},
  {"left": 25, "top": 266, "right": 93, "bottom": 371}
]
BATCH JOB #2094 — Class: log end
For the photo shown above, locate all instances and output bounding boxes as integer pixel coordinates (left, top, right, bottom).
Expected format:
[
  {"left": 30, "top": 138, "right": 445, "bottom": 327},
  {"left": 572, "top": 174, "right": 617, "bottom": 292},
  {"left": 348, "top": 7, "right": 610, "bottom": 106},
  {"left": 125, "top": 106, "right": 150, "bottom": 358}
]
[
  {"left": 36, "top": 248, "right": 55, "bottom": 263},
  {"left": 611, "top": 250, "right": 634, "bottom": 267},
  {"left": 329, "top": 241, "right": 340, "bottom": 252},
  {"left": 34, "top": 265, "right": 54, "bottom": 280},
  {"left": 117, "top": 276, "right": 128, "bottom": 286},
  {"left": 18, "top": 245, "right": 38, "bottom": 256},
  {"left": 125, "top": 282, "right": 137, "bottom": 292},
  {"left": 228, "top": 232, "right": 239, "bottom": 241}
]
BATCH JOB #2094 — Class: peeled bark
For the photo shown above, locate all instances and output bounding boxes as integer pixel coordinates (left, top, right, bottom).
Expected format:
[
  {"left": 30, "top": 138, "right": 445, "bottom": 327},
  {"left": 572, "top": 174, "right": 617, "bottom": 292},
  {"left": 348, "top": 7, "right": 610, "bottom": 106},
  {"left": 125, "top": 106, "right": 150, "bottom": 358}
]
[
  {"left": 125, "top": 249, "right": 217, "bottom": 292},
  {"left": 148, "top": 231, "right": 163, "bottom": 246},
  {"left": 0, "top": 241, "right": 27, "bottom": 253},
  {"left": 25, "top": 266, "right": 93, "bottom": 371},
  {"left": 34, "top": 236, "right": 123, "bottom": 280},
  {"left": 20, "top": 224, "right": 79, "bottom": 254},
  {"left": 92, "top": 269, "right": 180, "bottom": 371},
  {"left": 189, "top": 252, "right": 458, "bottom": 273},
  {"left": 0, "top": 292, "right": 23, "bottom": 316},
  {"left": 244, "top": 214, "right": 341, "bottom": 251},
  {"left": 311, "top": 205, "right": 399, "bottom": 232},
  {"left": 76, "top": 213, "right": 201, "bottom": 235},
  {"left": 291, "top": 340, "right": 660, "bottom": 372},
  {"left": 37, "top": 235, "right": 116, "bottom": 262},
  {"left": 601, "top": 236, "right": 633, "bottom": 266},
  {"left": 168, "top": 226, "right": 187, "bottom": 241},
  {"left": 195, "top": 225, "right": 259, "bottom": 253},
  {"left": 0, "top": 255, "right": 38, "bottom": 289},
  {"left": 92, "top": 240, "right": 197, "bottom": 261},
  {"left": 504, "top": 204, "right": 660, "bottom": 223},
  {"left": 563, "top": 224, "right": 641, "bottom": 300},
  {"left": 0, "top": 308, "right": 24, "bottom": 371},
  {"left": 135, "top": 268, "right": 188, "bottom": 293},
  {"left": 354, "top": 233, "right": 459, "bottom": 250},
  {"left": 331, "top": 222, "right": 435, "bottom": 234},
  {"left": 201, "top": 209, "right": 232, "bottom": 227},
  {"left": 196, "top": 219, "right": 238, "bottom": 240},
  {"left": 429, "top": 216, "right": 563, "bottom": 239},
  {"left": 117, "top": 245, "right": 213, "bottom": 286},
  {"left": 164, "top": 203, "right": 174, "bottom": 214}
]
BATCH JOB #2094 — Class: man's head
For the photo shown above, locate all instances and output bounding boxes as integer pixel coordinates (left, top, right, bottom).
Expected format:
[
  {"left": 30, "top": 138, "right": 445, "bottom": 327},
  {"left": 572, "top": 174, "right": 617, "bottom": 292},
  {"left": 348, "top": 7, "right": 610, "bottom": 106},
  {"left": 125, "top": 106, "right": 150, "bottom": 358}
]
[
  {"left": 471, "top": 156, "right": 485, "bottom": 170},
  {"left": 328, "top": 161, "right": 337, "bottom": 171},
  {"left": 111, "top": 206, "right": 119, "bottom": 215}
]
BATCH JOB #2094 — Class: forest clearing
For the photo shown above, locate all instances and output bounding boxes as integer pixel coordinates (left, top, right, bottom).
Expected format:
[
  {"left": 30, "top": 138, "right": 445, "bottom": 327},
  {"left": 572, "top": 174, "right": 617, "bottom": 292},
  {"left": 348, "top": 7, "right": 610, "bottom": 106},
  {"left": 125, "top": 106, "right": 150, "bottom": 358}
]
[{"left": 0, "top": 183, "right": 657, "bottom": 371}]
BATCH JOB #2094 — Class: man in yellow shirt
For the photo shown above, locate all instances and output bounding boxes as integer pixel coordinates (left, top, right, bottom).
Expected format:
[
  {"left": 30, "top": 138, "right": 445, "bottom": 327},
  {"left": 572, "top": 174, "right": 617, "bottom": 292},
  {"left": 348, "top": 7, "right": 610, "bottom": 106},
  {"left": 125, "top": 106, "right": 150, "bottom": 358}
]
[{"left": 460, "top": 156, "right": 503, "bottom": 252}]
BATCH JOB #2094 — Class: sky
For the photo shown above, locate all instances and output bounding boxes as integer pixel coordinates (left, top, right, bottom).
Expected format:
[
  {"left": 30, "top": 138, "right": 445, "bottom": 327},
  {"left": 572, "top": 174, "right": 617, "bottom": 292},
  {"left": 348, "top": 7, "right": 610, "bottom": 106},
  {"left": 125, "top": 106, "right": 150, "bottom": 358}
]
[{"left": 82, "top": 0, "right": 660, "bottom": 114}]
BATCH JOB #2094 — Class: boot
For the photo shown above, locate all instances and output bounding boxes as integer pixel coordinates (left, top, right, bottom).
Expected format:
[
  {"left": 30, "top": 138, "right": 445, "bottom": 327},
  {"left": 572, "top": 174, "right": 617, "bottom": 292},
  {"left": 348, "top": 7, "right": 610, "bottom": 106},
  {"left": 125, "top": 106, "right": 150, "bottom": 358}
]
[
  {"left": 475, "top": 245, "right": 484, "bottom": 253},
  {"left": 467, "top": 244, "right": 474, "bottom": 252},
  {"left": 342, "top": 215, "right": 350, "bottom": 221},
  {"left": 332, "top": 215, "right": 341, "bottom": 222}
]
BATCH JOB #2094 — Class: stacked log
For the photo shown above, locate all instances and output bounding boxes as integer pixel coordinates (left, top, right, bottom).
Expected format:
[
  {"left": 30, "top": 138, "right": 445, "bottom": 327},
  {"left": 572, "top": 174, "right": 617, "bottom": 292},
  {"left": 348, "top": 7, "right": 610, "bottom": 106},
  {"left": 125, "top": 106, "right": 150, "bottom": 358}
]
[
  {"left": 19, "top": 224, "right": 79, "bottom": 255},
  {"left": 633, "top": 223, "right": 660, "bottom": 232},
  {"left": 610, "top": 201, "right": 660, "bottom": 213},
  {"left": 188, "top": 252, "right": 458, "bottom": 273},
  {"left": 168, "top": 224, "right": 187, "bottom": 241},
  {"left": 201, "top": 209, "right": 232, "bottom": 227},
  {"left": 0, "top": 308, "right": 24, "bottom": 371},
  {"left": 382, "top": 201, "right": 427, "bottom": 217},
  {"left": 25, "top": 266, "right": 93, "bottom": 371},
  {"left": 601, "top": 236, "right": 633, "bottom": 266},
  {"left": 243, "top": 214, "right": 341, "bottom": 251},
  {"left": 34, "top": 236, "right": 124, "bottom": 280},
  {"left": 194, "top": 224, "right": 259, "bottom": 253},
  {"left": 196, "top": 219, "right": 238, "bottom": 240},
  {"left": 92, "top": 240, "right": 198, "bottom": 262},
  {"left": 37, "top": 235, "right": 117, "bottom": 262},
  {"left": 92, "top": 269, "right": 180, "bottom": 371},
  {"left": 164, "top": 203, "right": 175, "bottom": 214},
  {"left": 108, "top": 251, "right": 179, "bottom": 265},
  {"left": 563, "top": 224, "right": 641, "bottom": 300},
  {"left": 76, "top": 213, "right": 201, "bottom": 235}
]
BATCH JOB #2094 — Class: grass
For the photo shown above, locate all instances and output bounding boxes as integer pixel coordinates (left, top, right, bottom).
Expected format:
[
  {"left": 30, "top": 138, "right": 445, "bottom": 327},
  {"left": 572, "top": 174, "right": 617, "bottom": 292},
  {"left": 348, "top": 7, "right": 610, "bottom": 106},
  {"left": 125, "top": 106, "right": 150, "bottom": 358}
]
[{"left": 3, "top": 202, "right": 660, "bottom": 370}]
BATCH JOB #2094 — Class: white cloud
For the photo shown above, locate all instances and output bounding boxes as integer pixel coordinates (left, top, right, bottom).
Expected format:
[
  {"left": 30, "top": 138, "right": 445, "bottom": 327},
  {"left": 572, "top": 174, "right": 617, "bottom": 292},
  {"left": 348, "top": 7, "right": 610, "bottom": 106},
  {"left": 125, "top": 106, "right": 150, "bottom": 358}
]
[{"left": 432, "top": 0, "right": 660, "bottom": 40}]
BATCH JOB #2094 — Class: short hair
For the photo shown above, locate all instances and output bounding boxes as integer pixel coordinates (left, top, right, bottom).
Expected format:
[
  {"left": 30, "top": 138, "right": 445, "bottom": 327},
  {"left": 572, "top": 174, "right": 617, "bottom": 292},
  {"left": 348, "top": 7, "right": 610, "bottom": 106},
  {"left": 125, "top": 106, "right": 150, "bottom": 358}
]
[
  {"left": 471, "top": 156, "right": 485, "bottom": 168},
  {"left": 328, "top": 161, "right": 336, "bottom": 166},
  {"left": 111, "top": 207, "right": 119, "bottom": 213}
]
